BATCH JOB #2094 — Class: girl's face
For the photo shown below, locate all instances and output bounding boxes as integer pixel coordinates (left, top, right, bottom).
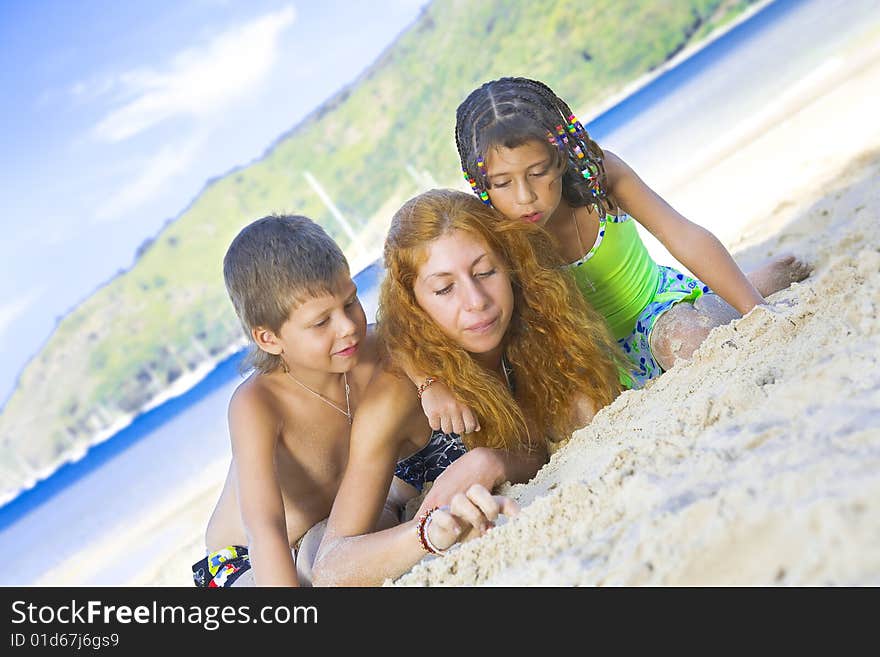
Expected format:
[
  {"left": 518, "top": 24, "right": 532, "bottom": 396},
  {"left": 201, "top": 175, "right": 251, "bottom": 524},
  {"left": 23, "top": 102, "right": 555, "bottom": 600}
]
[
  {"left": 483, "top": 139, "right": 567, "bottom": 228},
  {"left": 412, "top": 229, "right": 513, "bottom": 363}
]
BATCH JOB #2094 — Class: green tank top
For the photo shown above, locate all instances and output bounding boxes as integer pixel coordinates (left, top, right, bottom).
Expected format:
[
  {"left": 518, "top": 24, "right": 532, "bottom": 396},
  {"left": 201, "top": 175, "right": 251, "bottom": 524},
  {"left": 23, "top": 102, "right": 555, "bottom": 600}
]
[{"left": 566, "top": 213, "right": 660, "bottom": 341}]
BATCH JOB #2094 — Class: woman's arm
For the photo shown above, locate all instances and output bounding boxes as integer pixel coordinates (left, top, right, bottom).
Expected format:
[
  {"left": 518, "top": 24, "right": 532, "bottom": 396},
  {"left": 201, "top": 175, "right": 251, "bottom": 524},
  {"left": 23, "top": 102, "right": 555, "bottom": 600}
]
[
  {"left": 419, "top": 446, "right": 547, "bottom": 513},
  {"left": 228, "top": 385, "right": 299, "bottom": 586},
  {"left": 604, "top": 150, "right": 764, "bottom": 315},
  {"left": 312, "top": 369, "right": 433, "bottom": 586}
]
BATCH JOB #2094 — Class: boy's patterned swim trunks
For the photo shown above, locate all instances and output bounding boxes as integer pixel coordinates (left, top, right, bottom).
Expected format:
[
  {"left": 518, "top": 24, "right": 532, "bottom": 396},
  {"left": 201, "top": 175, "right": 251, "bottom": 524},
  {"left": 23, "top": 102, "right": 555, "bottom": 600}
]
[
  {"left": 618, "top": 265, "right": 711, "bottom": 388},
  {"left": 192, "top": 546, "right": 251, "bottom": 587}
]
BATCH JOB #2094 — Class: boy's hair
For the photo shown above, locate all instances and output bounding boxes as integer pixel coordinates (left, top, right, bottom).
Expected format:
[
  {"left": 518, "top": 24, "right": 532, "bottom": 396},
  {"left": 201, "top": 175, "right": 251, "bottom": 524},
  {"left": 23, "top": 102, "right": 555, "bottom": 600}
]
[
  {"left": 223, "top": 214, "right": 350, "bottom": 374},
  {"left": 378, "top": 189, "right": 624, "bottom": 452},
  {"left": 455, "top": 77, "right": 614, "bottom": 217}
]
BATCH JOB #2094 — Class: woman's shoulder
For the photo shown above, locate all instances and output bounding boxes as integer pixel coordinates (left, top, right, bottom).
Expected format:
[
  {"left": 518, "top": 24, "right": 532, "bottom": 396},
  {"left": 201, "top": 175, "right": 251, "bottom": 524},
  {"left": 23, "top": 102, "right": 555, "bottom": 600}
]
[
  {"left": 356, "top": 364, "right": 422, "bottom": 433},
  {"left": 349, "top": 365, "right": 429, "bottom": 456}
]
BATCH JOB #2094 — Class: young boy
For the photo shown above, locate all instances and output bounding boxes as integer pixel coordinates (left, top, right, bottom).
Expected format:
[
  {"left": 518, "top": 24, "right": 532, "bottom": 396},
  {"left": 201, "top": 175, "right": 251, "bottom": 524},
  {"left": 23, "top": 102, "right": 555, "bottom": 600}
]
[{"left": 192, "top": 214, "right": 399, "bottom": 587}]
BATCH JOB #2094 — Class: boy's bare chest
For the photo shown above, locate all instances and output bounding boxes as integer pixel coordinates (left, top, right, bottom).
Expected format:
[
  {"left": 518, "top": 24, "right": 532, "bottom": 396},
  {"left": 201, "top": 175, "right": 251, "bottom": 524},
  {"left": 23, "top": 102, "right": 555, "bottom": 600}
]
[{"left": 277, "top": 418, "right": 349, "bottom": 479}]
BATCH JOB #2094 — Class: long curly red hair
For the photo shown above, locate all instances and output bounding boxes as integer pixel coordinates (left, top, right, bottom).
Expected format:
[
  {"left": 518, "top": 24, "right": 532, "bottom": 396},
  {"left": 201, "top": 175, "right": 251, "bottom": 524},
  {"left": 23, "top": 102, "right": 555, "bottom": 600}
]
[{"left": 378, "top": 189, "right": 624, "bottom": 452}]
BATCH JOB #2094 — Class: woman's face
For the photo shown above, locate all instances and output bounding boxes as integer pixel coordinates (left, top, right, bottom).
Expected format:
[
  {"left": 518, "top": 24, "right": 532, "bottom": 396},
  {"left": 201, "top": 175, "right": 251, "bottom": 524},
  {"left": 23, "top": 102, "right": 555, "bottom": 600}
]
[
  {"left": 412, "top": 229, "right": 513, "bottom": 362},
  {"left": 483, "top": 138, "right": 567, "bottom": 228}
]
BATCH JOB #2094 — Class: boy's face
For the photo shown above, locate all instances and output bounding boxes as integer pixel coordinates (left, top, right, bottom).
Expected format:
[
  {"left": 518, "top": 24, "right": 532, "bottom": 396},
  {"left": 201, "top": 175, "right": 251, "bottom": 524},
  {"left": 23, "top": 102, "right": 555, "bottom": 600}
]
[{"left": 265, "top": 271, "right": 367, "bottom": 375}]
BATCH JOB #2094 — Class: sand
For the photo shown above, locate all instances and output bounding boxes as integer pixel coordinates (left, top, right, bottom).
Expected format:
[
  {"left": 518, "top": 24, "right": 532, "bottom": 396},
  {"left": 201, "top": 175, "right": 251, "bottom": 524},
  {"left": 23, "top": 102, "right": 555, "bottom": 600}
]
[
  {"left": 397, "top": 157, "right": 880, "bottom": 584},
  {"left": 35, "top": 29, "right": 880, "bottom": 587},
  {"left": 394, "top": 35, "right": 880, "bottom": 586}
]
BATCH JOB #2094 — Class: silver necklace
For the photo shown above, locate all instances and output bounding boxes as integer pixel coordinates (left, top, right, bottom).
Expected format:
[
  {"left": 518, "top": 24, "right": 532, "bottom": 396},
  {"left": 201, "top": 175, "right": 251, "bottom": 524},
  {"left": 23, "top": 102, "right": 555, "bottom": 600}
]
[{"left": 283, "top": 366, "right": 351, "bottom": 424}]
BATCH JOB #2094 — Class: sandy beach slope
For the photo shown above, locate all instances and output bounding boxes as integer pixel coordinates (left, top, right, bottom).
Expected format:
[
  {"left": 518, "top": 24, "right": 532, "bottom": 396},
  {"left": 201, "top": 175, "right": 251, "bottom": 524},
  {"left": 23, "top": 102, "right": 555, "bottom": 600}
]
[
  {"left": 398, "top": 151, "right": 880, "bottom": 584},
  {"left": 36, "top": 31, "right": 880, "bottom": 587},
  {"left": 395, "top": 37, "right": 880, "bottom": 586}
]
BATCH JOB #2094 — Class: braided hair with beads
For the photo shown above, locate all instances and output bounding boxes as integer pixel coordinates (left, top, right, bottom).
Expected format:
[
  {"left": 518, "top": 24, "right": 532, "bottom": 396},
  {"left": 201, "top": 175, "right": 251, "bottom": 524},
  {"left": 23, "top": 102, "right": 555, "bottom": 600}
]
[{"left": 455, "top": 77, "right": 614, "bottom": 218}]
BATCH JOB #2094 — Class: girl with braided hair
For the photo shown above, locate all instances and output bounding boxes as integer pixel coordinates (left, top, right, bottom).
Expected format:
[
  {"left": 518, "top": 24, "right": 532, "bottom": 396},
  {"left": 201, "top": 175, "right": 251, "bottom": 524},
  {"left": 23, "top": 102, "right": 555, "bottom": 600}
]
[
  {"left": 414, "top": 76, "right": 810, "bottom": 431},
  {"left": 312, "top": 189, "right": 623, "bottom": 585}
]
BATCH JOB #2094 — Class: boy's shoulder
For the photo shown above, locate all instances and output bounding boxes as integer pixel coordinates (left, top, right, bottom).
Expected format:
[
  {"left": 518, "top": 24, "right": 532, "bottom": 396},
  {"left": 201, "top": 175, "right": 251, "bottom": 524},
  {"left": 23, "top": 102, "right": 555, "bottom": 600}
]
[{"left": 228, "top": 371, "right": 283, "bottom": 427}]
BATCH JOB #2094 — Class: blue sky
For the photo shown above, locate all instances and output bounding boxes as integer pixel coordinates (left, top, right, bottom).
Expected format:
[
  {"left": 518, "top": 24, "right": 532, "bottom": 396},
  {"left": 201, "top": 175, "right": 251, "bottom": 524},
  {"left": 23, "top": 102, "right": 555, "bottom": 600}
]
[{"left": 0, "top": 0, "right": 426, "bottom": 403}]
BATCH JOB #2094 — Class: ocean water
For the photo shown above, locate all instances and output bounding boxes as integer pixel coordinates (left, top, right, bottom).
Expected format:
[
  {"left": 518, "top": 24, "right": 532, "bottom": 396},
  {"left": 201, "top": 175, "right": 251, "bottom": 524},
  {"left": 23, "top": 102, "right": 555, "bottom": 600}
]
[{"left": 2, "top": 0, "right": 878, "bottom": 585}]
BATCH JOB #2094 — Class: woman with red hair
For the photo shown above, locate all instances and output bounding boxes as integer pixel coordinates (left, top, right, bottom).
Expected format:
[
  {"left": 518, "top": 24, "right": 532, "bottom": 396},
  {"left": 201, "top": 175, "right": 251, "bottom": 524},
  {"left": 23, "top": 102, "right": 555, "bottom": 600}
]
[{"left": 313, "top": 188, "right": 624, "bottom": 586}]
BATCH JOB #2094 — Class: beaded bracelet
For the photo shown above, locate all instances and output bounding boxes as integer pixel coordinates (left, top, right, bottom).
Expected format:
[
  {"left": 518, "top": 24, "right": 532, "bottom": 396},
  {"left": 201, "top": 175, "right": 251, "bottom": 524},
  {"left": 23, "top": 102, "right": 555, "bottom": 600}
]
[
  {"left": 416, "top": 506, "right": 447, "bottom": 556},
  {"left": 416, "top": 376, "right": 437, "bottom": 400}
]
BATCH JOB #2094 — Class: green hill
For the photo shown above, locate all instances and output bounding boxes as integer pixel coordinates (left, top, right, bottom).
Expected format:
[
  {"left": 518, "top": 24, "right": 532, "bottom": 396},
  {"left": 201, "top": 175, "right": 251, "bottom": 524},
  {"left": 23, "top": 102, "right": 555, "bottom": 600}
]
[{"left": 0, "top": 0, "right": 760, "bottom": 500}]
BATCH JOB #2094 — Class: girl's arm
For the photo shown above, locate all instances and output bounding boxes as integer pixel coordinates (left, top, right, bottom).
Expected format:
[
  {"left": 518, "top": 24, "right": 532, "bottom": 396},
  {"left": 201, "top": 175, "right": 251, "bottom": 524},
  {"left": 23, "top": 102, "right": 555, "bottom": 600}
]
[
  {"left": 228, "top": 385, "right": 299, "bottom": 586},
  {"left": 312, "top": 369, "right": 437, "bottom": 586},
  {"left": 604, "top": 150, "right": 765, "bottom": 315},
  {"left": 399, "top": 363, "right": 481, "bottom": 435}
]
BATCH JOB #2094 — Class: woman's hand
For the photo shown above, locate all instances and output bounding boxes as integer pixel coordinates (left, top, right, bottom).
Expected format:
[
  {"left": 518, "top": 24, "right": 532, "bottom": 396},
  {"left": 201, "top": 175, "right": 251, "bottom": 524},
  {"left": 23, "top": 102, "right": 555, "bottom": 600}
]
[
  {"left": 424, "top": 484, "right": 520, "bottom": 552},
  {"left": 419, "top": 448, "right": 504, "bottom": 511},
  {"left": 420, "top": 379, "right": 480, "bottom": 435}
]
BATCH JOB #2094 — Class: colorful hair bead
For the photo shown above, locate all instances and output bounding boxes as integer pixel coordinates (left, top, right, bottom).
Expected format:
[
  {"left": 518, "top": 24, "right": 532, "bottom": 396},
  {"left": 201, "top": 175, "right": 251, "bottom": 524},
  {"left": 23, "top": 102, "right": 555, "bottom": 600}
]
[
  {"left": 567, "top": 114, "right": 585, "bottom": 134},
  {"left": 462, "top": 168, "right": 477, "bottom": 190},
  {"left": 464, "top": 164, "right": 492, "bottom": 206},
  {"left": 582, "top": 161, "right": 599, "bottom": 177}
]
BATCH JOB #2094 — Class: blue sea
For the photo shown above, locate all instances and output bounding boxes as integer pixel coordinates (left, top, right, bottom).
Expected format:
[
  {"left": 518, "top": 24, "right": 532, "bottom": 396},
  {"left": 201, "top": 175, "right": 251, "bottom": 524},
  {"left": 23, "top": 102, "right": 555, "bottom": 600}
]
[{"left": 2, "top": 0, "right": 877, "bottom": 585}]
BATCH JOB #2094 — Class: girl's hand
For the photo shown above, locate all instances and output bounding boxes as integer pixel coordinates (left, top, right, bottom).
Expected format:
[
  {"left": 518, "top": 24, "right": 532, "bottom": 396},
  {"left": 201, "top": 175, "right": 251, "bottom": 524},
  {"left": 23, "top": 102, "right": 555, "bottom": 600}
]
[
  {"left": 420, "top": 379, "right": 480, "bottom": 435},
  {"left": 425, "top": 485, "right": 520, "bottom": 551}
]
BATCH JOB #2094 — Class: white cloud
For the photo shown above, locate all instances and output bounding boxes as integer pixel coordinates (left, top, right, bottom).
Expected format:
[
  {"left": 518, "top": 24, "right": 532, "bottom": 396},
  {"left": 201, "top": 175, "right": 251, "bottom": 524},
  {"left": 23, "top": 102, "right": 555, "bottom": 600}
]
[
  {"left": 93, "top": 135, "right": 205, "bottom": 223},
  {"left": 69, "top": 76, "right": 116, "bottom": 101},
  {"left": 92, "top": 5, "right": 296, "bottom": 142},
  {"left": 0, "top": 288, "right": 46, "bottom": 337}
]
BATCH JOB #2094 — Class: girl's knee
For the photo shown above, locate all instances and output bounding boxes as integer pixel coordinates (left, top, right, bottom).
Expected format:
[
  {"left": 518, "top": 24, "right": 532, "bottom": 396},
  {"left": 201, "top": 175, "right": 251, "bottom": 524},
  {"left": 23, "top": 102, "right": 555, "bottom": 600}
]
[
  {"left": 693, "top": 294, "right": 740, "bottom": 325},
  {"left": 650, "top": 305, "right": 715, "bottom": 370}
]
